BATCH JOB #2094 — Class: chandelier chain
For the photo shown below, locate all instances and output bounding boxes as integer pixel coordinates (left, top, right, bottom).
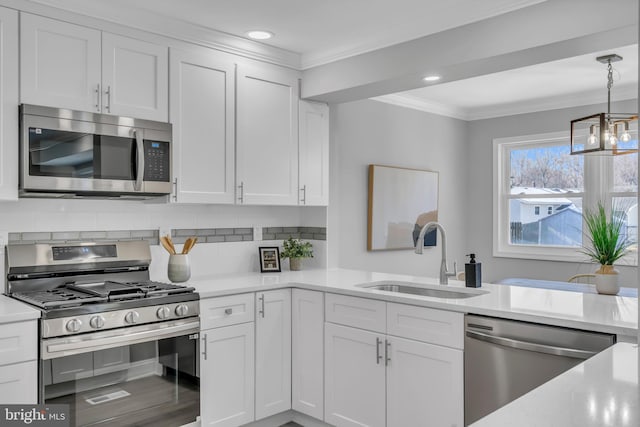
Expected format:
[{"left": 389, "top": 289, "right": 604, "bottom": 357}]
[{"left": 607, "top": 60, "right": 613, "bottom": 91}]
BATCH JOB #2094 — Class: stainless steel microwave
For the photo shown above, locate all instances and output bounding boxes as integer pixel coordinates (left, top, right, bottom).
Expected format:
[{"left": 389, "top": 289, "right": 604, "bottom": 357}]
[{"left": 20, "top": 104, "right": 172, "bottom": 198}]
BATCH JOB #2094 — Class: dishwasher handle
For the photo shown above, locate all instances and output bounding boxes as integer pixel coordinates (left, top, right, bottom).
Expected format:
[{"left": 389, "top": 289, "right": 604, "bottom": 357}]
[{"left": 465, "top": 329, "right": 597, "bottom": 360}]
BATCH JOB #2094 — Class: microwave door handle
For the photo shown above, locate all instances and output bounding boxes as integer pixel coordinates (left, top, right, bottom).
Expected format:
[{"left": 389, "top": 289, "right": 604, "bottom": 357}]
[{"left": 133, "top": 129, "right": 144, "bottom": 191}]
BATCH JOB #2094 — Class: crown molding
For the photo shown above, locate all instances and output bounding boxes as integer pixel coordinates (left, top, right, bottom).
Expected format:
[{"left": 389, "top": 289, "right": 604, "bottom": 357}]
[
  {"left": 11, "top": 0, "right": 301, "bottom": 69},
  {"left": 372, "top": 85, "right": 638, "bottom": 121}
]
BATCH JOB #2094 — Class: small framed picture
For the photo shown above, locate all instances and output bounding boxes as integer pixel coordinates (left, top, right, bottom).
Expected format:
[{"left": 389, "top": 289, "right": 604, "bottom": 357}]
[{"left": 259, "top": 246, "right": 281, "bottom": 273}]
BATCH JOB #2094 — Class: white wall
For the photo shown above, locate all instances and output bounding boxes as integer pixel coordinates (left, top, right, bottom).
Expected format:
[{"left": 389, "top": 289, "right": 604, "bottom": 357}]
[
  {"left": 328, "top": 99, "right": 469, "bottom": 277},
  {"left": 0, "top": 198, "right": 327, "bottom": 280},
  {"left": 467, "top": 99, "right": 639, "bottom": 286}
]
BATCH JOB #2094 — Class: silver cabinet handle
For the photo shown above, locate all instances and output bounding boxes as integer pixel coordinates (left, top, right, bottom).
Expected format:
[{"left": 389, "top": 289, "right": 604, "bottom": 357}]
[
  {"left": 224, "top": 308, "right": 233, "bottom": 315},
  {"left": 258, "top": 294, "right": 265, "bottom": 318},
  {"left": 95, "top": 84, "right": 101, "bottom": 111},
  {"left": 201, "top": 334, "right": 208, "bottom": 361},
  {"left": 238, "top": 181, "right": 244, "bottom": 203},
  {"left": 133, "top": 129, "right": 144, "bottom": 191},
  {"left": 172, "top": 178, "right": 178, "bottom": 201},
  {"left": 300, "top": 185, "right": 306, "bottom": 204},
  {"left": 105, "top": 85, "right": 112, "bottom": 112},
  {"left": 465, "top": 330, "right": 597, "bottom": 360},
  {"left": 376, "top": 337, "right": 382, "bottom": 364},
  {"left": 385, "top": 339, "right": 391, "bottom": 365}
]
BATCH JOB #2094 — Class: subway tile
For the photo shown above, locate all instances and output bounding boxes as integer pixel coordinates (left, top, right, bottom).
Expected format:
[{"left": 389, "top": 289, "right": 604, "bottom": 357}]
[
  {"left": 175, "top": 229, "right": 196, "bottom": 237},
  {"left": 262, "top": 233, "right": 275, "bottom": 240},
  {"left": 172, "top": 236, "right": 187, "bottom": 244},
  {"left": 242, "top": 235, "right": 253, "bottom": 241},
  {"left": 196, "top": 229, "right": 216, "bottom": 237},
  {"left": 22, "top": 232, "right": 53, "bottom": 241},
  {"left": 216, "top": 229, "right": 234, "bottom": 236},
  {"left": 106, "top": 230, "right": 132, "bottom": 239},
  {"left": 313, "top": 233, "right": 327, "bottom": 241},
  {"left": 283, "top": 227, "right": 299, "bottom": 233},
  {"left": 234, "top": 228, "right": 252, "bottom": 235},
  {"left": 52, "top": 231, "right": 81, "bottom": 241},
  {"left": 79, "top": 231, "right": 107, "bottom": 239},
  {"left": 265, "top": 227, "right": 283, "bottom": 234},
  {"left": 206, "top": 236, "right": 225, "bottom": 243},
  {"left": 131, "top": 230, "right": 156, "bottom": 238},
  {"left": 300, "top": 233, "right": 314, "bottom": 239},
  {"left": 224, "top": 235, "right": 243, "bottom": 242}
]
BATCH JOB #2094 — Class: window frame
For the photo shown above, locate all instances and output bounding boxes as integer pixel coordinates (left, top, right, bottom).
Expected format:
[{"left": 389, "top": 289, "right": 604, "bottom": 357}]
[{"left": 493, "top": 131, "right": 588, "bottom": 262}]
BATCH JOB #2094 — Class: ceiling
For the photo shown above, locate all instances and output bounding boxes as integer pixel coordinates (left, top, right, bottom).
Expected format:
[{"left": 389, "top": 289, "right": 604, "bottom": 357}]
[
  {"left": 30, "top": 0, "right": 638, "bottom": 119},
  {"left": 374, "top": 44, "right": 639, "bottom": 120}
]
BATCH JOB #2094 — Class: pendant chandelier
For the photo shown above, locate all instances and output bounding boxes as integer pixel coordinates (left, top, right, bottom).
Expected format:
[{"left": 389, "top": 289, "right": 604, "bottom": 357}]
[{"left": 570, "top": 54, "right": 637, "bottom": 156}]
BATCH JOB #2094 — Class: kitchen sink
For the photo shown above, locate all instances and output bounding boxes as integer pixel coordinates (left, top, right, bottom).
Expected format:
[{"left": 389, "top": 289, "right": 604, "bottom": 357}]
[{"left": 360, "top": 281, "right": 488, "bottom": 299}]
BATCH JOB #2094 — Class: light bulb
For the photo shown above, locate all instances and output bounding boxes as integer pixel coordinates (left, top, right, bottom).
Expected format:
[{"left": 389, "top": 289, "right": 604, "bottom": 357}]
[
  {"left": 587, "top": 134, "right": 598, "bottom": 146},
  {"left": 620, "top": 122, "right": 632, "bottom": 142}
]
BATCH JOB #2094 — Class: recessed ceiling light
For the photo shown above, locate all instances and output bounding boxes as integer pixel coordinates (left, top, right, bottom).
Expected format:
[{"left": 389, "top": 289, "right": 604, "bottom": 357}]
[
  {"left": 423, "top": 75, "right": 441, "bottom": 82},
  {"left": 246, "top": 30, "right": 274, "bottom": 40}
]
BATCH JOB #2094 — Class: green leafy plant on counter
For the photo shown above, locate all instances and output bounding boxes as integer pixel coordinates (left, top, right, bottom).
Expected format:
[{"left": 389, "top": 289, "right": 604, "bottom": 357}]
[
  {"left": 581, "top": 202, "right": 632, "bottom": 265},
  {"left": 280, "top": 237, "right": 314, "bottom": 259}
]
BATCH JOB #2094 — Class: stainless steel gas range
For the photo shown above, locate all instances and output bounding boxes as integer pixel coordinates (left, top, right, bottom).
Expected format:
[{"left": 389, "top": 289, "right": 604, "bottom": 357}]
[{"left": 5, "top": 240, "right": 200, "bottom": 427}]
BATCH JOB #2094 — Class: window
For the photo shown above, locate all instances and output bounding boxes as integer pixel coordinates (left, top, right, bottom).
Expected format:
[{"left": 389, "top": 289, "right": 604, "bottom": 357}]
[{"left": 493, "top": 131, "right": 637, "bottom": 263}]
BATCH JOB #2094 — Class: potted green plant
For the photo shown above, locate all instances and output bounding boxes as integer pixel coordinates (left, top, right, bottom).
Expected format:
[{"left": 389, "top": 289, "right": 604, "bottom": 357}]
[
  {"left": 581, "top": 202, "right": 632, "bottom": 295},
  {"left": 281, "top": 237, "right": 313, "bottom": 271}
]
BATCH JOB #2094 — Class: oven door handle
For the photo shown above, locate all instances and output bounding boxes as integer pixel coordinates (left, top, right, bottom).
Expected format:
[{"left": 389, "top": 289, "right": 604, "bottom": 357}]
[
  {"left": 43, "top": 320, "right": 200, "bottom": 359},
  {"left": 133, "top": 128, "right": 144, "bottom": 191}
]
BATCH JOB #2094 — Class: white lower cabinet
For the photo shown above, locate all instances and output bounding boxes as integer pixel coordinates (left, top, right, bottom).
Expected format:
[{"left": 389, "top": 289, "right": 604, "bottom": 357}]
[
  {"left": 325, "top": 323, "right": 386, "bottom": 427},
  {"left": 0, "top": 361, "right": 37, "bottom": 404},
  {"left": 0, "top": 320, "right": 38, "bottom": 403},
  {"left": 325, "top": 294, "right": 464, "bottom": 427},
  {"left": 292, "top": 289, "right": 324, "bottom": 419},
  {"left": 255, "top": 289, "right": 292, "bottom": 420},
  {"left": 200, "top": 322, "right": 255, "bottom": 427},
  {"left": 386, "top": 336, "right": 463, "bottom": 427}
]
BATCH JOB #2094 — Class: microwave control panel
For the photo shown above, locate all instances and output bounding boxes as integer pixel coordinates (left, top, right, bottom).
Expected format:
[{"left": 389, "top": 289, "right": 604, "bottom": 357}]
[{"left": 143, "top": 140, "right": 170, "bottom": 182}]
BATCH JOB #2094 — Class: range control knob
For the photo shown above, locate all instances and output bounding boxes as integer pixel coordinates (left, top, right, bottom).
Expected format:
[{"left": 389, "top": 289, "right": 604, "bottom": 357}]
[
  {"left": 156, "top": 306, "right": 171, "bottom": 319},
  {"left": 175, "top": 304, "right": 189, "bottom": 317},
  {"left": 89, "top": 315, "right": 105, "bottom": 329},
  {"left": 66, "top": 318, "right": 82, "bottom": 333},
  {"left": 124, "top": 311, "right": 140, "bottom": 324}
]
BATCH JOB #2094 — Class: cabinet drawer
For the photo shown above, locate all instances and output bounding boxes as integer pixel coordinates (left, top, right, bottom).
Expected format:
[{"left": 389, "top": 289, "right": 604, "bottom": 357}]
[
  {"left": 387, "top": 303, "right": 463, "bottom": 349},
  {"left": 325, "top": 293, "right": 386, "bottom": 333},
  {"left": 200, "top": 293, "right": 255, "bottom": 329},
  {"left": 0, "top": 361, "right": 37, "bottom": 404},
  {"left": 0, "top": 321, "right": 37, "bottom": 366}
]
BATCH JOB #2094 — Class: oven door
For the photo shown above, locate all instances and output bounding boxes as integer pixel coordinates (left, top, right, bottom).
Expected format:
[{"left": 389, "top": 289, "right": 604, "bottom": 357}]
[{"left": 40, "top": 319, "right": 200, "bottom": 427}]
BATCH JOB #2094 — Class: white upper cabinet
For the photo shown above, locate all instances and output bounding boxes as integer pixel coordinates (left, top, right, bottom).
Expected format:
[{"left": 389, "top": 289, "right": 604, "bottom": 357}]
[
  {"left": 102, "top": 33, "right": 168, "bottom": 121},
  {"left": 298, "top": 100, "right": 329, "bottom": 206},
  {"left": 236, "top": 63, "right": 300, "bottom": 205},
  {"left": 20, "top": 13, "right": 101, "bottom": 113},
  {"left": 0, "top": 6, "right": 18, "bottom": 201},
  {"left": 169, "top": 48, "right": 235, "bottom": 203},
  {"left": 20, "top": 14, "right": 168, "bottom": 122}
]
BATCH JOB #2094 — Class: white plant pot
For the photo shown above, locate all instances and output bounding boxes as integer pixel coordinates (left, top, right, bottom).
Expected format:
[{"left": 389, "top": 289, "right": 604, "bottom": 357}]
[{"left": 594, "top": 265, "right": 619, "bottom": 295}]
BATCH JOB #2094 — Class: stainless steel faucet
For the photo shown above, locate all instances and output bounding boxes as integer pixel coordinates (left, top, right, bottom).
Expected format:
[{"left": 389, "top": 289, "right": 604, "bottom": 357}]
[{"left": 414, "top": 221, "right": 457, "bottom": 285}]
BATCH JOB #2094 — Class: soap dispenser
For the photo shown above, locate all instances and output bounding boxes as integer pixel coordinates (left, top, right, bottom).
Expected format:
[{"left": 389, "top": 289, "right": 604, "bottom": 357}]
[{"left": 465, "top": 253, "right": 482, "bottom": 288}]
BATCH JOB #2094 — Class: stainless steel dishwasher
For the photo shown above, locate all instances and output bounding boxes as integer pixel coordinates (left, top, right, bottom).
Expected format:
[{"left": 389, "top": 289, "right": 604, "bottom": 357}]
[{"left": 464, "top": 314, "right": 615, "bottom": 426}]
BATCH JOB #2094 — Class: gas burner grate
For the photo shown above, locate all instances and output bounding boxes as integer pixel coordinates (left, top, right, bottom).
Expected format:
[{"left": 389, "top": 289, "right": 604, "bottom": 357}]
[
  {"left": 12, "top": 288, "right": 107, "bottom": 309},
  {"left": 128, "top": 281, "right": 195, "bottom": 296}
]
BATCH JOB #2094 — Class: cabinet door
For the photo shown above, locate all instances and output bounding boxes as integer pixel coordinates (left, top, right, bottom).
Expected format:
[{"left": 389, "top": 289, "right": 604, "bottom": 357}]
[
  {"left": 236, "top": 63, "right": 299, "bottom": 205},
  {"left": 102, "top": 32, "right": 168, "bottom": 121},
  {"left": 298, "top": 100, "right": 329, "bottom": 206},
  {"left": 386, "top": 336, "right": 464, "bottom": 427},
  {"left": 200, "top": 323, "right": 255, "bottom": 427},
  {"left": 292, "top": 289, "right": 324, "bottom": 419},
  {"left": 170, "top": 48, "right": 235, "bottom": 203},
  {"left": 325, "top": 323, "right": 385, "bottom": 427},
  {"left": 20, "top": 13, "right": 101, "bottom": 112},
  {"left": 0, "top": 7, "right": 17, "bottom": 201},
  {"left": 0, "top": 361, "right": 37, "bottom": 404},
  {"left": 255, "top": 289, "right": 291, "bottom": 419}
]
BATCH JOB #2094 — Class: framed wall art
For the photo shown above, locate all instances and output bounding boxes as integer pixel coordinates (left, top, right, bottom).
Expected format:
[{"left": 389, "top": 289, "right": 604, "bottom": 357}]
[
  {"left": 259, "top": 246, "right": 281, "bottom": 272},
  {"left": 367, "top": 164, "right": 439, "bottom": 251}
]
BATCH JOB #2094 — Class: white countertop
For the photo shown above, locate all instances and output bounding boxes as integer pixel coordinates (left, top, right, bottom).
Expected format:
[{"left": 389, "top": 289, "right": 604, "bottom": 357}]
[
  {"left": 0, "top": 294, "right": 41, "bottom": 323},
  {"left": 470, "top": 342, "right": 639, "bottom": 427},
  {"left": 185, "top": 268, "right": 638, "bottom": 336}
]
